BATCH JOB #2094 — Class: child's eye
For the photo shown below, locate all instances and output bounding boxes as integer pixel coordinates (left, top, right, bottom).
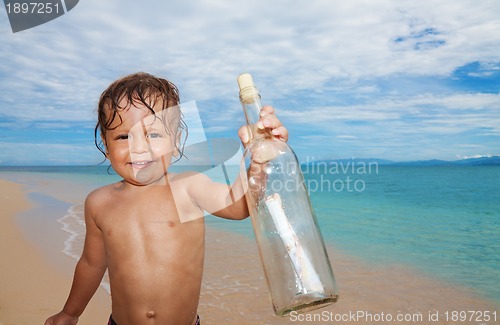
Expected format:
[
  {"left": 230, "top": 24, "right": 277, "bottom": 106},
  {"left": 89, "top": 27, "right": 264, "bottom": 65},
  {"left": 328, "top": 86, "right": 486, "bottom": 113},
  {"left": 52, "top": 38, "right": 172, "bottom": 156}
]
[
  {"left": 147, "top": 133, "right": 162, "bottom": 139},
  {"left": 115, "top": 134, "right": 129, "bottom": 140}
]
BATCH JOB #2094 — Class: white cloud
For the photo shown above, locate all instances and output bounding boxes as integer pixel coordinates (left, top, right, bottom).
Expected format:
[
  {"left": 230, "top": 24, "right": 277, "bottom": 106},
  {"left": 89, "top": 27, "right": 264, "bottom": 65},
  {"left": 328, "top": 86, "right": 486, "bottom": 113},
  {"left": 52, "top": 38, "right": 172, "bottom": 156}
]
[
  {"left": 3, "top": 1, "right": 500, "bottom": 99},
  {"left": 1, "top": 0, "right": 499, "bottom": 162},
  {"left": 456, "top": 153, "right": 498, "bottom": 159}
]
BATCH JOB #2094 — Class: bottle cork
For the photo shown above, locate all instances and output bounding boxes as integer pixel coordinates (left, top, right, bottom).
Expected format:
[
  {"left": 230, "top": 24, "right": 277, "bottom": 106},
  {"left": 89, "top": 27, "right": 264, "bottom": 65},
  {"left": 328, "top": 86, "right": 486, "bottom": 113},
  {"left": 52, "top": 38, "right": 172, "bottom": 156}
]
[{"left": 237, "top": 73, "right": 255, "bottom": 91}]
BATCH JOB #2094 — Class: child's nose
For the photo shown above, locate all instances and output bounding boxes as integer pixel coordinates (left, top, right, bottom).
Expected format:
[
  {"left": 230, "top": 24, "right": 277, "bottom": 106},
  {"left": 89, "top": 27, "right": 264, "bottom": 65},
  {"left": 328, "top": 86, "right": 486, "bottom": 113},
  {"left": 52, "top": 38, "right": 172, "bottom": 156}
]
[{"left": 129, "top": 134, "right": 150, "bottom": 154}]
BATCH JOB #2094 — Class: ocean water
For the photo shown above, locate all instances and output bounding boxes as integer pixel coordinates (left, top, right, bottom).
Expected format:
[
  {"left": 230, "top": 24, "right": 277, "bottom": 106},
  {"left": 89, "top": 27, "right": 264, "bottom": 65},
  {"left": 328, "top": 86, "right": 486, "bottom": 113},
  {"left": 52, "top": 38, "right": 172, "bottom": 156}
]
[
  {"left": 2, "top": 163, "right": 499, "bottom": 302},
  {"left": 305, "top": 164, "right": 500, "bottom": 303}
]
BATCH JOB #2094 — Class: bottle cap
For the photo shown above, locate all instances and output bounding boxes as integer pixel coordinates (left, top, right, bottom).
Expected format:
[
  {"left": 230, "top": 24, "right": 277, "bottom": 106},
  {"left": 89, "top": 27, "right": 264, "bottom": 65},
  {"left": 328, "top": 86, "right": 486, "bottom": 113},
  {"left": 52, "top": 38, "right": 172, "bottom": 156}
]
[{"left": 237, "top": 73, "right": 255, "bottom": 91}]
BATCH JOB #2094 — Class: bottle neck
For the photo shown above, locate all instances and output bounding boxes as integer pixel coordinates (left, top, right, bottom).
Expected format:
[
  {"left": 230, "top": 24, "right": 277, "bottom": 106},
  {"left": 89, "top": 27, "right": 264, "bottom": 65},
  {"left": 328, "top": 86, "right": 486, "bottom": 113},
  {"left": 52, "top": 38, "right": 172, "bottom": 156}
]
[{"left": 239, "top": 87, "right": 263, "bottom": 139}]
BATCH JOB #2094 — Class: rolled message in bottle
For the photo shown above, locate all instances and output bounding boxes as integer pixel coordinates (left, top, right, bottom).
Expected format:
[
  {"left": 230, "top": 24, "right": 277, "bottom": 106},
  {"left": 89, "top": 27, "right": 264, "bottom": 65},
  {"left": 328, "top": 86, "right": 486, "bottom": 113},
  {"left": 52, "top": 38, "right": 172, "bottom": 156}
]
[{"left": 264, "top": 193, "right": 323, "bottom": 292}]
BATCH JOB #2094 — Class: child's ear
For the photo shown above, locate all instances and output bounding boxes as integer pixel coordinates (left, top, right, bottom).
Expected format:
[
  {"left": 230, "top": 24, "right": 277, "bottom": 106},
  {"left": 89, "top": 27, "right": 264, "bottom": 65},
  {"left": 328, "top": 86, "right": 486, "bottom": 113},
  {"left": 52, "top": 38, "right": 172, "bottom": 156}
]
[{"left": 101, "top": 135, "right": 109, "bottom": 157}]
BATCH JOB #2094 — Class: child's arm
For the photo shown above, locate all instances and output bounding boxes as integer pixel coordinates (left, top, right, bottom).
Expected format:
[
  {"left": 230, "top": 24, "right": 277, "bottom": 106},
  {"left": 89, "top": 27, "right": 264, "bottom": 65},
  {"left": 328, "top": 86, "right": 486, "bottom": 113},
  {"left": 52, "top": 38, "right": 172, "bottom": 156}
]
[
  {"left": 189, "top": 106, "right": 288, "bottom": 220},
  {"left": 44, "top": 192, "right": 107, "bottom": 325}
]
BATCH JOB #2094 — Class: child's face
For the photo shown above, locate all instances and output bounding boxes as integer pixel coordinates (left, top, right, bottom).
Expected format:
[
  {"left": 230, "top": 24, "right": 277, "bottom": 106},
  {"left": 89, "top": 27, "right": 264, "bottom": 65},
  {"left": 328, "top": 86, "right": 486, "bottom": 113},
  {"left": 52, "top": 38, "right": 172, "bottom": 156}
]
[{"left": 103, "top": 99, "right": 178, "bottom": 186}]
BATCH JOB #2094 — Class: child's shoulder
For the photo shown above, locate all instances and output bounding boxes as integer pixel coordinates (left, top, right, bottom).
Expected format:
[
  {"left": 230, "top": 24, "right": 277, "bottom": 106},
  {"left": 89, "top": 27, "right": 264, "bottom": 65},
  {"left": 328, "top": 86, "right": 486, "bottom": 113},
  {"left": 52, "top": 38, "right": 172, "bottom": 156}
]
[
  {"left": 85, "top": 181, "right": 122, "bottom": 206},
  {"left": 169, "top": 171, "right": 212, "bottom": 188}
]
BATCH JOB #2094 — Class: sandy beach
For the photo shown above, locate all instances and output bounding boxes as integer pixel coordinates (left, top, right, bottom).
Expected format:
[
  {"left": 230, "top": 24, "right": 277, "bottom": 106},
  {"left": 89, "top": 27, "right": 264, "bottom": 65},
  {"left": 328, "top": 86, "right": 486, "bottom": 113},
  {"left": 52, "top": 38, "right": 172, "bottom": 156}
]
[
  {"left": 201, "top": 228, "right": 499, "bottom": 324},
  {"left": 0, "top": 179, "right": 110, "bottom": 325},
  {"left": 0, "top": 174, "right": 498, "bottom": 325}
]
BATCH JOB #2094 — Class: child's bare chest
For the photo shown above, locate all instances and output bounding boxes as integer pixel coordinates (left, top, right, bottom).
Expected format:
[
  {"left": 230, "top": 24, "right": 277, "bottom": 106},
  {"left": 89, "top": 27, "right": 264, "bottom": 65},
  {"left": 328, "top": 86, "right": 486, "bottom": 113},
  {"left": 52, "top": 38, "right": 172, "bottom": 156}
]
[{"left": 97, "top": 186, "right": 182, "bottom": 232}]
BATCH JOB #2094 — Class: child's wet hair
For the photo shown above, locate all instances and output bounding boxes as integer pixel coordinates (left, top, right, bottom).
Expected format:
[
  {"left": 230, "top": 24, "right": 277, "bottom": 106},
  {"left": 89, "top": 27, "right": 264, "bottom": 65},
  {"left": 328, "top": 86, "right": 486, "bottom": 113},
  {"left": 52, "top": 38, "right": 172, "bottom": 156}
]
[{"left": 94, "top": 72, "right": 188, "bottom": 162}]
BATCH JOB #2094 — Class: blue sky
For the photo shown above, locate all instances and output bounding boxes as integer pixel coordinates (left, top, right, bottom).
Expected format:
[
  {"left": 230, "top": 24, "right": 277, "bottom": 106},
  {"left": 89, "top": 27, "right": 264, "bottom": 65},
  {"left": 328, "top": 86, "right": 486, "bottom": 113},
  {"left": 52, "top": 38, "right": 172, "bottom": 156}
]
[{"left": 0, "top": 0, "right": 499, "bottom": 165}]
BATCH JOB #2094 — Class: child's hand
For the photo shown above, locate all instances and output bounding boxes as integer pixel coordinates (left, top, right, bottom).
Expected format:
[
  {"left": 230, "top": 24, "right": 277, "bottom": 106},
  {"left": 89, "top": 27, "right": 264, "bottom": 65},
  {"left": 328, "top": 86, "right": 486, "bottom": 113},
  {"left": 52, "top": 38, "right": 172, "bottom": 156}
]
[
  {"left": 44, "top": 311, "right": 78, "bottom": 325},
  {"left": 238, "top": 105, "right": 289, "bottom": 146}
]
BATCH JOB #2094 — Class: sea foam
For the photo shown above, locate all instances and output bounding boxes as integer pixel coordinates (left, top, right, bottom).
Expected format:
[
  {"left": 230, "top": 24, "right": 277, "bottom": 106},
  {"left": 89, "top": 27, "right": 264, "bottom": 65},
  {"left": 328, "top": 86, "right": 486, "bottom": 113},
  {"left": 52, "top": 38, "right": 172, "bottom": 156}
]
[{"left": 57, "top": 204, "right": 111, "bottom": 294}]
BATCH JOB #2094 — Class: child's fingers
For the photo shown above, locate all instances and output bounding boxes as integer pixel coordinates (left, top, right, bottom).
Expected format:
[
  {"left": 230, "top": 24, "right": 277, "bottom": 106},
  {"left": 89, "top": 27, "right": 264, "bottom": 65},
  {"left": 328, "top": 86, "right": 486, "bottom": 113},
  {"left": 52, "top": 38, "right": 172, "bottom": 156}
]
[
  {"left": 257, "top": 115, "right": 281, "bottom": 130},
  {"left": 243, "top": 105, "right": 288, "bottom": 142},
  {"left": 259, "top": 105, "right": 275, "bottom": 117},
  {"left": 271, "top": 126, "right": 289, "bottom": 142},
  {"left": 238, "top": 125, "right": 252, "bottom": 146}
]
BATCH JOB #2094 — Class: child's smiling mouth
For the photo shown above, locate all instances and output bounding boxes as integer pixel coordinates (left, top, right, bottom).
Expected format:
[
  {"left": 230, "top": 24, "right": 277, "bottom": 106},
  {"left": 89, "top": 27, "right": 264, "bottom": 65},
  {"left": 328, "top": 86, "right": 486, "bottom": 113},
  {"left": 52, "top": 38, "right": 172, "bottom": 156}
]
[{"left": 129, "top": 160, "right": 154, "bottom": 169}]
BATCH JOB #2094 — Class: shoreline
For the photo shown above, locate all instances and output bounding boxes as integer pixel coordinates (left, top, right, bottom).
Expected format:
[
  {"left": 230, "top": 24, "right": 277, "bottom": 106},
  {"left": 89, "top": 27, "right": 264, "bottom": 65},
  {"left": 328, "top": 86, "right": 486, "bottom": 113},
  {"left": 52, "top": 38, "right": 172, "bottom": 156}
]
[
  {"left": 201, "top": 226, "right": 499, "bottom": 324},
  {"left": 1, "top": 174, "right": 498, "bottom": 324},
  {"left": 0, "top": 179, "right": 110, "bottom": 325}
]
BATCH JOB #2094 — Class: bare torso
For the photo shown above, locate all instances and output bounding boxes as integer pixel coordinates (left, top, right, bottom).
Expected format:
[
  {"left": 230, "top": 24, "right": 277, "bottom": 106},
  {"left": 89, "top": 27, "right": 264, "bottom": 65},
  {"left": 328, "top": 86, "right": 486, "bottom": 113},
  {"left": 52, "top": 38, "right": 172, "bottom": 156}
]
[{"left": 91, "top": 175, "right": 204, "bottom": 325}]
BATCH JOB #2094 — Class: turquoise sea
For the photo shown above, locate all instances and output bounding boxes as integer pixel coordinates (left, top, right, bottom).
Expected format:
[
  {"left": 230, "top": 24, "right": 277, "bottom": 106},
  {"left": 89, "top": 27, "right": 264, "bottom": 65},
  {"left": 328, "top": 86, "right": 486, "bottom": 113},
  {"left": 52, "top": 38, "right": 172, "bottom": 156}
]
[
  {"left": 1, "top": 163, "right": 499, "bottom": 303},
  {"left": 307, "top": 164, "right": 500, "bottom": 303}
]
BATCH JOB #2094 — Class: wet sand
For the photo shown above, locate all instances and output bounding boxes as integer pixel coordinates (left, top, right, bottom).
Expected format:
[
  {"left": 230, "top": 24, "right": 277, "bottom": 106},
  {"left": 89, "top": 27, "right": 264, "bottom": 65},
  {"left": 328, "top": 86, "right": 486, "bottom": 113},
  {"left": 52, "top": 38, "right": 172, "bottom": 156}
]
[
  {"left": 1, "top": 175, "right": 498, "bottom": 324},
  {"left": 0, "top": 179, "right": 110, "bottom": 325},
  {"left": 201, "top": 227, "right": 499, "bottom": 324}
]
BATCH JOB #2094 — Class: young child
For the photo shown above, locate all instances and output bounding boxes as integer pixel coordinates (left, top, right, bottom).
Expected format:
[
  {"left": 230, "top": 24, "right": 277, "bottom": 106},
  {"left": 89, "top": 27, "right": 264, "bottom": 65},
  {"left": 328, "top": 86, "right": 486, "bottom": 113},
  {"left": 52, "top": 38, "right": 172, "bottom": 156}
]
[{"left": 44, "top": 72, "right": 288, "bottom": 325}]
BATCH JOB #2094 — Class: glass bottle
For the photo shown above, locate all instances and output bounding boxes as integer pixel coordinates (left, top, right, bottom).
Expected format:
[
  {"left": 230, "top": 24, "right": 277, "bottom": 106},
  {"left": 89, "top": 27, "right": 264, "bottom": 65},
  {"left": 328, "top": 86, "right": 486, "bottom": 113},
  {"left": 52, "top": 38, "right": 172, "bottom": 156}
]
[{"left": 237, "top": 73, "right": 339, "bottom": 316}]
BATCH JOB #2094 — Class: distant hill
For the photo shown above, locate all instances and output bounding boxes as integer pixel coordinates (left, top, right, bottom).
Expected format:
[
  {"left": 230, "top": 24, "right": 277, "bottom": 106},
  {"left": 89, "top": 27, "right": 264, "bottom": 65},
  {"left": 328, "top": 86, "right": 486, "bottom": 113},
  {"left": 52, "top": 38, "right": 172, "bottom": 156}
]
[
  {"left": 390, "top": 156, "right": 500, "bottom": 166},
  {"left": 303, "top": 156, "right": 500, "bottom": 167},
  {"left": 303, "top": 158, "right": 394, "bottom": 165}
]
